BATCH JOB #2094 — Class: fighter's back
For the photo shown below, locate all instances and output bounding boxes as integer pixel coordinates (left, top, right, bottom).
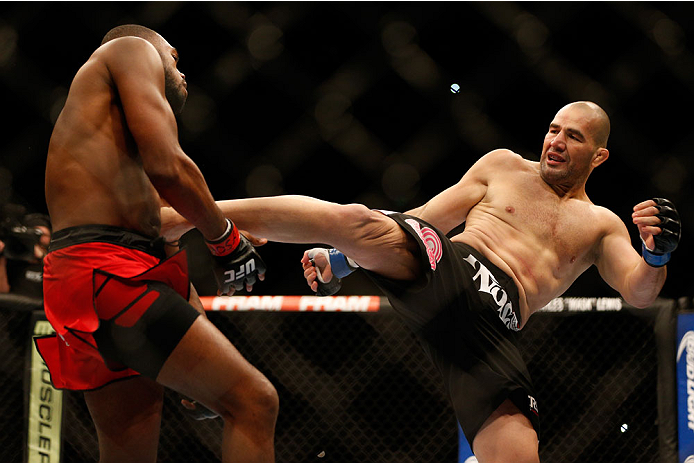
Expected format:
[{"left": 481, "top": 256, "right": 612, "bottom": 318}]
[{"left": 45, "top": 41, "right": 161, "bottom": 236}]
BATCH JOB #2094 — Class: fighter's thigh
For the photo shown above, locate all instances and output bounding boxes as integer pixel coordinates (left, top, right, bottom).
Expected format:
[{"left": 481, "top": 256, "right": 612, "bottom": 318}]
[
  {"left": 473, "top": 399, "right": 539, "bottom": 463},
  {"left": 84, "top": 376, "right": 164, "bottom": 461},
  {"left": 155, "top": 315, "right": 274, "bottom": 416}
]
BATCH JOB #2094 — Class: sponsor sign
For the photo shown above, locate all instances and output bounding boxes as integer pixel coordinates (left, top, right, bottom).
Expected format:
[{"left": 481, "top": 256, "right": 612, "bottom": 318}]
[
  {"left": 27, "top": 320, "right": 63, "bottom": 463},
  {"left": 458, "top": 423, "right": 476, "bottom": 462},
  {"left": 678, "top": 313, "right": 694, "bottom": 463},
  {"left": 539, "top": 297, "right": 623, "bottom": 313},
  {"left": 202, "top": 295, "right": 382, "bottom": 312}
]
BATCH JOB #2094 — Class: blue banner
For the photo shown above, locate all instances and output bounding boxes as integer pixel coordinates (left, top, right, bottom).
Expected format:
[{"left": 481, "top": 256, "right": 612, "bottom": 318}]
[
  {"left": 458, "top": 423, "right": 477, "bottom": 462},
  {"left": 677, "top": 313, "right": 694, "bottom": 463}
]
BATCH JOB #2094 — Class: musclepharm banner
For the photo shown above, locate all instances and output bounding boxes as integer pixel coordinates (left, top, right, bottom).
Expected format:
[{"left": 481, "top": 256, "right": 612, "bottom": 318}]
[
  {"left": 677, "top": 313, "right": 694, "bottom": 463},
  {"left": 27, "top": 320, "right": 63, "bottom": 463}
]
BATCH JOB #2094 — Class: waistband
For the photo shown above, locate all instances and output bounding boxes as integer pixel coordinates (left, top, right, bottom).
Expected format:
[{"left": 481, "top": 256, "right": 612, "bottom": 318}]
[{"left": 48, "top": 225, "right": 166, "bottom": 258}]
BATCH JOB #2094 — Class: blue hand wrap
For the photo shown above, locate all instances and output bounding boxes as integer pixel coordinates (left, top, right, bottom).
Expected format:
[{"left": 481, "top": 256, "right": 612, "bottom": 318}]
[
  {"left": 642, "top": 242, "right": 670, "bottom": 267},
  {"left": 328, "top": 248, "right": 358, "bottom": 278}
]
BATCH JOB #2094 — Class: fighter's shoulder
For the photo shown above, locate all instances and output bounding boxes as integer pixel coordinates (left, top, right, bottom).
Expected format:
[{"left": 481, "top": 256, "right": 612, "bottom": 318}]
[
  {"left": 91, "top": 37, "right": 160, "bottom": 71},
  {"left": 478, "top": 149, "right": 525, "bottom": 164},
  {"left": 590, "top": 203, "right": 627, "bottom": 235},
  {"left": 470, "top": 149, "right": 528, "bottom": 175}
]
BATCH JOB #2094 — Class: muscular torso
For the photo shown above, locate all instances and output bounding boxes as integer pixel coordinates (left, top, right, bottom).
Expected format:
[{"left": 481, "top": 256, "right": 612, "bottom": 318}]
[
  {"left": 45, "top": 49, "right": 161, "bottom": 236},
  {"left": 449, "top": 153, "right": 613, "bottom": 325}
]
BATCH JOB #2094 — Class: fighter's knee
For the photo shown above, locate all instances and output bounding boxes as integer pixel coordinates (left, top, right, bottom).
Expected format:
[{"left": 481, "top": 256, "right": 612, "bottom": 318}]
[
  {"left": 250, "top": 376, "right": 279, "bottom": 420},
  {"left": 330, "top": 203, "right": 394, "bottom": 251},
  {"left": 332, "top": 203, "right": 377, "bottom": 231},
  {"left": 218, "top": 373, "right": 278, "bottom": 427}
]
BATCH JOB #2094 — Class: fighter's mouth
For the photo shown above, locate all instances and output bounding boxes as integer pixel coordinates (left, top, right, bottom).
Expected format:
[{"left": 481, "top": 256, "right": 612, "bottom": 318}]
[{"left": 547, "top": 152, "right": 565, "bottom": 163}]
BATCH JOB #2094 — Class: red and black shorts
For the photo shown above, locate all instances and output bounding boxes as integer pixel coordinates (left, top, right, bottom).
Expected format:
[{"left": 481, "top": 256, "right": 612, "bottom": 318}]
[{"left": 35, "top": 225, "right": 200, "bottom": 391}]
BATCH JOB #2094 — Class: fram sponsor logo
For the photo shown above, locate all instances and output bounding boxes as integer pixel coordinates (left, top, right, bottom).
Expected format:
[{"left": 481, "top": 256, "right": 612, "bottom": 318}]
[
  {"left": 211, "top": 295, "right": 284, "bottom": 311},
  {"left": 206, "top": 296, "right": 381, "bottom": 312}
]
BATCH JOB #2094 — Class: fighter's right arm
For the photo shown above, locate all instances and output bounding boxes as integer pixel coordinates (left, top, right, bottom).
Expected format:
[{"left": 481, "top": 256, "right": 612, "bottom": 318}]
[
  {"left": 162, "top": 195, "right": 421, "bottom": 281},
  {"left": 405, "top": 149, "right": 505, "bottom": 234},
  {"left": 102, "top": 37, "right": 226, "bottom": 241}
]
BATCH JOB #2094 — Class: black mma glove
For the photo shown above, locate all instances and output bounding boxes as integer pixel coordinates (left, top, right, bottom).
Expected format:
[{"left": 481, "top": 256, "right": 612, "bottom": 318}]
[
  {"left": 205, "top": 218, "right": 267, "bottom": 294},
  {"left": 641, "top": 197, "right": 681, "bottom": 267},
  {"left": 307, "top": 248, "right": 358, "bottom": 296}
]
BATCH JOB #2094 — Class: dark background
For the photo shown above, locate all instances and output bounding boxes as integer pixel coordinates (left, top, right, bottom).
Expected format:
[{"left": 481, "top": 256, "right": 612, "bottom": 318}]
[{"left": 1, "top": 1, "right": 691, "bottom": 300}]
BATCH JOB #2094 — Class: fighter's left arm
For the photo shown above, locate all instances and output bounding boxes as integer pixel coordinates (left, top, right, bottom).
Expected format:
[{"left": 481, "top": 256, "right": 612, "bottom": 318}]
[{"left": 595, "top": 198, "right": 680, "bottom": 308}]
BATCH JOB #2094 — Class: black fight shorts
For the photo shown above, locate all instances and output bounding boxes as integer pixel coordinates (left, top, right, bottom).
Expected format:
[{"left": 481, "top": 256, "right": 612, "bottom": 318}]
[{"left": 364, "top": 213, "right": 540, "bottom": 449}]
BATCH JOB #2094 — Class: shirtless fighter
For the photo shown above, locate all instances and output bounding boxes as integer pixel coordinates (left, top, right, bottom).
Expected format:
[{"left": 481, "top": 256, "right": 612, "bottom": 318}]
[
  {"left": 161, "top": 101, "right": 680, "bottom": 462},
  {"left": 38, "top": 25, "right": 277, "bottom": 462}
]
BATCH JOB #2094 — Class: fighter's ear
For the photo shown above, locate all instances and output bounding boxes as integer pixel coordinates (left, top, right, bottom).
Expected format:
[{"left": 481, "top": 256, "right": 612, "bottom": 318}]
[{"left": 592, "top": 148, "right": 609, "bottom": 168}]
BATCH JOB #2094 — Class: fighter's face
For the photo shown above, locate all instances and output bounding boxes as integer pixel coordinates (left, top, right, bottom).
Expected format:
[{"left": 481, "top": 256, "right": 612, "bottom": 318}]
[
  {"left": 539, "top": 105, "right": 598, "bottom": 186},
  {"left": 162, "top": 45, "right": 187, "bottom": 115}
]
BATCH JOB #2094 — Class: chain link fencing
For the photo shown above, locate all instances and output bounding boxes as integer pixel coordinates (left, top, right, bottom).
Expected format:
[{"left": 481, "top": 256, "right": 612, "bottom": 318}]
[{"left": 0, "top": 297, "right": 675, "bottom": 462}]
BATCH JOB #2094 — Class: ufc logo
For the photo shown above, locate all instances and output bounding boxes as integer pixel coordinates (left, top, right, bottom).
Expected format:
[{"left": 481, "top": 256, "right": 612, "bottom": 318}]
[{"left": 224, "top": 259, "right": 256, "bottom": 283}]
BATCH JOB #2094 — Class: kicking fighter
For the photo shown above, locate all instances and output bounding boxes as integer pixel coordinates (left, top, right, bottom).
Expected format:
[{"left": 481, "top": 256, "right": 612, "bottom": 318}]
[
  {"left": 161, "top": 101, "right": 680, "bottom": 462},
  {"left": 38, "top": 25, "right": 276, "bottom": 463}
]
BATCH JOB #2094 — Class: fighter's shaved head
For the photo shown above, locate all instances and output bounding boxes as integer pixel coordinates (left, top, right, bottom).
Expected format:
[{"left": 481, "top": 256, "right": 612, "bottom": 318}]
[
  {"left": 101, "top": 24, "right": 162, "bottom": 46},
  {"left": 560, "top": 101, "right": 610, "bottom": 149}
]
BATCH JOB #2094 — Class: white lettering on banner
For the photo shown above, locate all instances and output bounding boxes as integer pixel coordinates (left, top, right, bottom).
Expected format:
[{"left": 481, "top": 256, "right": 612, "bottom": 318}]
[
  {"left": 462, "top": 254, "right": 520, "bottom": 331},
  {"left": 25, "top": 270, "right": 43, "bottom": 283},
  {"left": 208, "top": 296, "right": 377, "bottom": 312},
  {"left": 211, "top": 295, "right": 284, "bottom": 311},
  {"left": 596, "top": 298, "right": 623, "bottom": 311},
  {"left": 677, "top": 331, "right": 694, "bottom": 432},
  {"left": 299, "top": 296, "right": 372, "bottom": 312},
  {"left": 540, "top": 297, "right": 623, "bottom": 312},
  {"left": 565, "top": 298, "right": 595, "bottom": 312},
  {"left": 28, "top": 321, "right": 62, "bottom": 463},
  {"left": 541, "top": 299, "right": 564, "bottom": 312}
]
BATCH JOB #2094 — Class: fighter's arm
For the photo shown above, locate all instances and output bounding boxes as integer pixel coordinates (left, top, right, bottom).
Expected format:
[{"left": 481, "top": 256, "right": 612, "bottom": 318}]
[
  {"left": 405, "top": 149, "right": 506, "bottom": 234},
  {"left": 162, "top": 195, "right": 420, "bottom": 281},
  {"left": 594, "top": 206, "right": 667, "bottom": 308},
  {"left": 103, "top": 37, "right": 226, "bottom": 240}
]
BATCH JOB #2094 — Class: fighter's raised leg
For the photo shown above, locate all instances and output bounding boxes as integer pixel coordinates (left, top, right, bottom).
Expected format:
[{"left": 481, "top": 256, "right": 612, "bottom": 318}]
[{"left": 156, "top": 315, "right": 279, "bottom": 463}]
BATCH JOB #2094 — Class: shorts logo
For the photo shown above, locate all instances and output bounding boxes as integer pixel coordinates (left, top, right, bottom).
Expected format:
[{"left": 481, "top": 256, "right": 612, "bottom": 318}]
[
  {"left": 529, "top": 395, "right": 539, "bottom": 416},
  {"left": 404, "top": 219, "right": 442, "bottom": 270},
  {"left": 463, "top": 253, "right": 520, "bottom": 331}
]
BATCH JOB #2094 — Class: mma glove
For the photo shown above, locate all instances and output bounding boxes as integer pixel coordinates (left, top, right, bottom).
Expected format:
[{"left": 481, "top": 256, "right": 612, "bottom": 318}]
[
  {"left": 641, "top": 198, "right": 681, "bottom": 267},
  {"left": 307, "top": 248, "right": 359, "bottom": 296},
  {"left": 205, "top": 218, "right": 267, "bottom": 294}
]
